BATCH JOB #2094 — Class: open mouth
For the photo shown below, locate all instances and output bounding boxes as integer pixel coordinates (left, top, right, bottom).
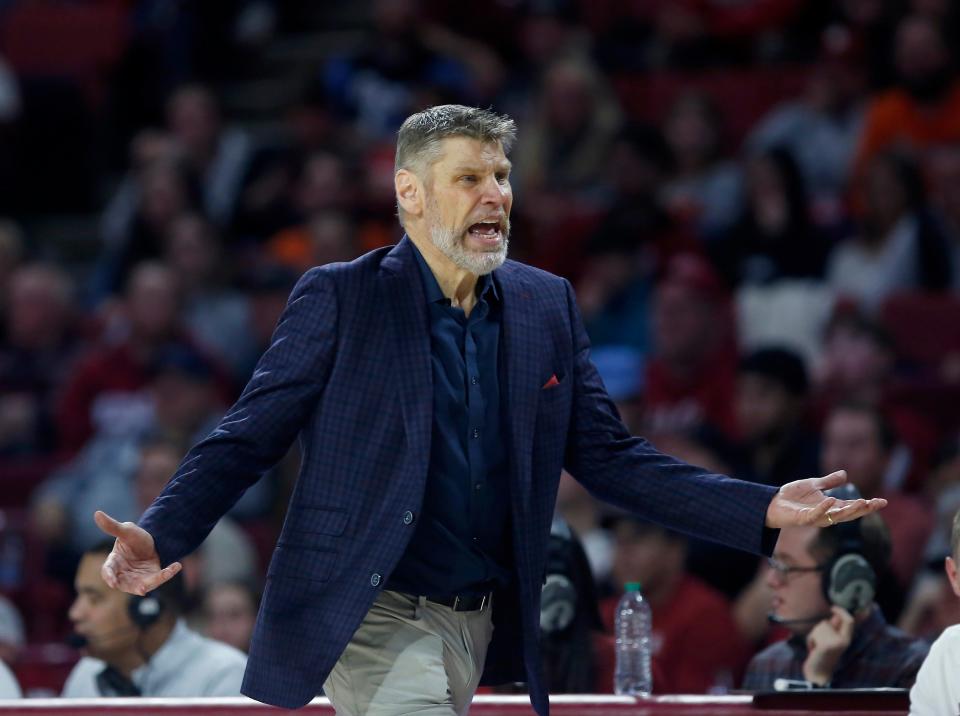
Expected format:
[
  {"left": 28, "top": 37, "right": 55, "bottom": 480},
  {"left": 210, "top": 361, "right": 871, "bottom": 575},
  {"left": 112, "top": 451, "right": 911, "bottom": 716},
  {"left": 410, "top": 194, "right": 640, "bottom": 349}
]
[{"left": 467, "top": 221, "right": 503, "bottom": 244}]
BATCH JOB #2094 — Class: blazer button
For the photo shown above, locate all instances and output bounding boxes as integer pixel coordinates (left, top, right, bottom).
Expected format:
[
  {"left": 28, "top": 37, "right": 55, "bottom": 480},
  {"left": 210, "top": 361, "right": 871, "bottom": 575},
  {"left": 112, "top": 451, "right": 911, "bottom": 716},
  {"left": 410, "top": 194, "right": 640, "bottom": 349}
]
[
  {"left": 403, "top": 510, "right": 414, "bottom": 525},
  {"left": 370, "top": 573, "right": 381, "bottom": 587}
]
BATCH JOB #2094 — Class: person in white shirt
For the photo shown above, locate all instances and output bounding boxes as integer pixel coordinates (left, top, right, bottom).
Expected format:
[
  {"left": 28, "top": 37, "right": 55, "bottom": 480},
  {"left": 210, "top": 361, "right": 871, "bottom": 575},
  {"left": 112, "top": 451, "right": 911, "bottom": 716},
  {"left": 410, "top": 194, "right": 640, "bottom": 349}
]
[
  {"left": 910, "top": 508, "right": 960, "bottom": 715},
  {"left": 62, "top": 542, "right": 246, "bottom": 697},
  {"left": 0, "top": 659, "right": 21, "bottom": 699}
]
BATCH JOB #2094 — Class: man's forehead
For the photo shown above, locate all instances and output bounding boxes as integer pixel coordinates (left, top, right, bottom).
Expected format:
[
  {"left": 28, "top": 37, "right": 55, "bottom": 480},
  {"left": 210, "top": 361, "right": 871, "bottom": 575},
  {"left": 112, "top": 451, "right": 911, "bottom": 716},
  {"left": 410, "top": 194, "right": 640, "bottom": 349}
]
[{"left": 434, "top": 136, "right": 509, "bottom": 167}]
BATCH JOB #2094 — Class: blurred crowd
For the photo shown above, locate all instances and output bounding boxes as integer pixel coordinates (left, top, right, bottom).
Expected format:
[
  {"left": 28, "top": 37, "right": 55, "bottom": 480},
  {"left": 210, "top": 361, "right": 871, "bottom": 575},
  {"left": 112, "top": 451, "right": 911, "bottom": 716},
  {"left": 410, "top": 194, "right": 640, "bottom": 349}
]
[{"left": 2, "top": 0, "right": 960, "bottom": 699}]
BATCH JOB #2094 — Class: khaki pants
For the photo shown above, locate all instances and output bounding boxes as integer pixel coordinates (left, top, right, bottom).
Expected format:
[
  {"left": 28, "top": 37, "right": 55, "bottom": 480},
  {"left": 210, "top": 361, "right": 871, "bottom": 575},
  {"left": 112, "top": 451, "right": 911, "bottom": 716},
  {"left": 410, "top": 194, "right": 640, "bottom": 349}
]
[{"left": 323, "top": 590, "right": 494, "bottom": 715}]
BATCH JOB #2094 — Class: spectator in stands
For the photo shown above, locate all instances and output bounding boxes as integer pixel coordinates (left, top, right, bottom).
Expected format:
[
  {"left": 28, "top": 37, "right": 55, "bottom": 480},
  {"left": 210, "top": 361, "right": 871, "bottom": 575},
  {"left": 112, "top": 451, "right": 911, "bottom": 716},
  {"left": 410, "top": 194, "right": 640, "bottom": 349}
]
[
  {"left": 601, "top": 516, "right": 749, "bottom": 693},
  {"left": 201, "top": 580, "right": 260, "bottom": 654},
  {"left": 742, "top": 507, "right": 927, "bottom": 690},
  {"left": 163, "top": 212, "right": 257, "bottom": 381},
  {"left": 96, "top": 158, "right": 201, "bottom": 298},
  {"left": 33, "top": 343, "right": 230, "bottom": 567},
  {"left": 57, "top": 261, "right": 228, "bottom": 454},
  {"left": 512, "top": 56, "right": 622, "bottom": 201},
  {"left": 642, "top": 253, "right": 738, "bottom": 438},
  {"left": 827, "top": 150, "right": 950, "bottom": 310},
  {"left": 661, "top": 92, "right": 742, "bottom": 239},
  {"left": 735, "top": 347, "right": 820, "bottom": 487},
  {"left": 852, "top": 14, "right": 960, "bottom": 183},
  {"left": 909, "top": 507, "right": 960, "bottom": 714},
  {"left": 710, "top": 148, "right": 831, "bottom": 288},
  {"left": 134, "top": 435, "right": 258, "bottom": 598},
  {"left": 0, "top": 595, "right": 24, "bottom": 669},
  {"left": 324, "top": 0, "right": 487, "bottom": 139},
  {"left": 575, "top": 124, "right": 680, "bottom": 349},
  {"left": 747, "top": 30, "right": 866, "bottom": 212},
  {"left": 0, "top": 264, "right": 79, "bottom": 456},
  {"left": 820, "top": 402, "right": 934, "bottom": 590},
  {"left": 266, "top": 209, "right": 359, "bottom": 274},
  {"left": 165, "top": 83, "right": 253, "bottom": 227},
  {"left": 62, "top": 542, "right": 246, "bottom": 697}
]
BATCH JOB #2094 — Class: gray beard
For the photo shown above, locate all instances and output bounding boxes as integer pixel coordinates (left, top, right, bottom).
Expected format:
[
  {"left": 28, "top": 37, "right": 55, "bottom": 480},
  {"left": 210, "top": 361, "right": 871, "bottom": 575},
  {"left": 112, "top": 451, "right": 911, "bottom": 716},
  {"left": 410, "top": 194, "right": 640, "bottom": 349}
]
[{"left": 428, "top": 220, "right": 510, "bottom": 276}]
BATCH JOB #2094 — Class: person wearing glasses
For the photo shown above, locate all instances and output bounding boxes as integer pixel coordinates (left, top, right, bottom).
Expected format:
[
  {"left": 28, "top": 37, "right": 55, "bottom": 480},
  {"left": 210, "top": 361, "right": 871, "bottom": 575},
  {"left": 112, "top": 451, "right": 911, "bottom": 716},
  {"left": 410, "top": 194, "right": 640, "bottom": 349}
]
[{"left": 742, "top": 504, "right": 927, "bottom": 690}]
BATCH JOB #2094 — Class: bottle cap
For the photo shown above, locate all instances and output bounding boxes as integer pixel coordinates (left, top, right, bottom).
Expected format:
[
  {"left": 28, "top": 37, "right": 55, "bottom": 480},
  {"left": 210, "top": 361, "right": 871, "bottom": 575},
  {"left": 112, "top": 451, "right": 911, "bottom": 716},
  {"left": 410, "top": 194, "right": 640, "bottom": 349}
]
[{"left": 625, "top": 581, "right": 642, "bottom": 592}]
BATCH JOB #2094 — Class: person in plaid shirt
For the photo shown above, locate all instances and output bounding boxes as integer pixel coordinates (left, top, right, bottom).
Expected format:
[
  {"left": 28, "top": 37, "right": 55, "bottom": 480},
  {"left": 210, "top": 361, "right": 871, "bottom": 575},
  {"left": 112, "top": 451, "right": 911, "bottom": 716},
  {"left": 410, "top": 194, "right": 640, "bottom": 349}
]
[{"left": 743, "top": 510, "right": 927, "bottom": 690}]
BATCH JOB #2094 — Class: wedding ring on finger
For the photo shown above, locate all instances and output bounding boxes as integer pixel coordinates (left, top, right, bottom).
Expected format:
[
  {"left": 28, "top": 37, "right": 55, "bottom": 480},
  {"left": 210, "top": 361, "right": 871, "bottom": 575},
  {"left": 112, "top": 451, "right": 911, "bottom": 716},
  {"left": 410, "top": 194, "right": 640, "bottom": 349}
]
[{"left": 826, "top": 511, "right": 835, "bottom": 526}]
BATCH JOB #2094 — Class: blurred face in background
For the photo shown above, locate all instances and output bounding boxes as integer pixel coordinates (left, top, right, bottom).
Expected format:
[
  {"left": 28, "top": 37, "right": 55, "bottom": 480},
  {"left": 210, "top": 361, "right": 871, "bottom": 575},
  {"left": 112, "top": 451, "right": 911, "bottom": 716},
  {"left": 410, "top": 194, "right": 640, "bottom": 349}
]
[
  {"left": 203, "top": 583, "right": 257, "bottom": 653},
  {"left": 167, "top": 87, "right": 221, "bottom": 160},
  {"left": 736, "top": 373, "right": 798, "bottom": 444},
  {"left": 6, "top": 265, "right": 71, "bottom": 349},
  {"left": 894, "top": 15, "right": 952, "bottom": 100},
  {"left": 164, "top": 214, "right": 219, "bottom": 287},
  {"left": 821, "top": 408, "right": 889, "bottom": 495},
  {"left": 610, "top": 521, "right": 684, "bottom": 597},
  {"left": 125, "top": 264, "right": 181, "bottom": 343},
  {"left": 134, "top": 444, "right": 181, "bottom": 512},
  {"left": 652, "top": 281, "right": 717, "bottom": 366}
]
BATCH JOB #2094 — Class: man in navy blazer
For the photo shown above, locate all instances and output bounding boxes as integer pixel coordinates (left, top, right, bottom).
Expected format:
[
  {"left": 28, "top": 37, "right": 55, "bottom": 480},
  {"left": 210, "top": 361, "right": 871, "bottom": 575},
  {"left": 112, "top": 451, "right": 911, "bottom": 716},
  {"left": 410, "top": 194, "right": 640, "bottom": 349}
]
[{"left": 95, "top": 105, "right": 885, "bottom": 715}]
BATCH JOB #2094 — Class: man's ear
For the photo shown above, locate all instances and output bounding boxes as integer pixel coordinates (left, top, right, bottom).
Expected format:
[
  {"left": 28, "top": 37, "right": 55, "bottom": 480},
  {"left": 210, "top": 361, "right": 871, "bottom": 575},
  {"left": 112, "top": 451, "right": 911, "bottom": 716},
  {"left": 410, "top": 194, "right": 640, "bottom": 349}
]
[
  {"left": 947, "top": 556, "right": 960, "bottom": 598},
  {"left": 395, "top": 169, "right": 423, "bottom": 218}
]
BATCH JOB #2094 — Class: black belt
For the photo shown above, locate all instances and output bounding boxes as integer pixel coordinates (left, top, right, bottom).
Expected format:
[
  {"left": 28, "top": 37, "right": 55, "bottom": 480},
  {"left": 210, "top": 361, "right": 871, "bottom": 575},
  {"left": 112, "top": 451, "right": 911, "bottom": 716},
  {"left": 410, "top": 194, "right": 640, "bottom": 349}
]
[{"left": 426, "top": 591, "right": 492, "bottom": 612}]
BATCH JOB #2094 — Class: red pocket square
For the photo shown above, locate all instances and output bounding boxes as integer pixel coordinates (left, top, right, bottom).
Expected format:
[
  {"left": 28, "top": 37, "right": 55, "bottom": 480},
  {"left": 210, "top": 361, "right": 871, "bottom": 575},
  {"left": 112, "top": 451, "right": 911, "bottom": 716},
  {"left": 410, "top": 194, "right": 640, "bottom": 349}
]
[{"left": 542, "top": 374, "right": 560, "bottom": 389}]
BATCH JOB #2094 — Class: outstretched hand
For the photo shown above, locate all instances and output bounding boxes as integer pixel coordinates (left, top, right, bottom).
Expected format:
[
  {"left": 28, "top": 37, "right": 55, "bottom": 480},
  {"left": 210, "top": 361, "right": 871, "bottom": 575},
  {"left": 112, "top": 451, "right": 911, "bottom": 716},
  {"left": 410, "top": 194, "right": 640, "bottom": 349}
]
[
  {"left": 94, "top": 510, "right": 182, "bottom": 596},
  {"left": 764, "top": 470, "right": 886, "bottom": 529}
]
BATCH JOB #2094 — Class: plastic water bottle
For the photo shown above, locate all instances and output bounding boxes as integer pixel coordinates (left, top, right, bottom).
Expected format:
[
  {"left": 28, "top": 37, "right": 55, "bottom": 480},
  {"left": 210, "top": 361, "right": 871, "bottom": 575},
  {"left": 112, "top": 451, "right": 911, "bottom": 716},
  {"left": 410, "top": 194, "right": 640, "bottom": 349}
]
[{"left": 614, "top": 581, "right": 652, "bottom": 696}]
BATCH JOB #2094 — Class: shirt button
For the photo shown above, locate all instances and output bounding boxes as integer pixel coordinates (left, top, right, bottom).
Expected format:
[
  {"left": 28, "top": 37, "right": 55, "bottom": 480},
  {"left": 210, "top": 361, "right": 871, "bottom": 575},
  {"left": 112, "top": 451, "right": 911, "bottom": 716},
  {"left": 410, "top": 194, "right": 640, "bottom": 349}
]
[
  {"left": 474, "top": 483, "right": 482, "bottom": 491},
  {"left": 403, "top": 510, "right": 414, "bottom": 525},
  {"left": 472, "top": 428, "right": 480, "bottom": 439},
  {"left": 471, "top": 376, "right": 479, "bottom": 385},
  {"left": 370, "top": 573, "right": 381, "bottom": 587}
]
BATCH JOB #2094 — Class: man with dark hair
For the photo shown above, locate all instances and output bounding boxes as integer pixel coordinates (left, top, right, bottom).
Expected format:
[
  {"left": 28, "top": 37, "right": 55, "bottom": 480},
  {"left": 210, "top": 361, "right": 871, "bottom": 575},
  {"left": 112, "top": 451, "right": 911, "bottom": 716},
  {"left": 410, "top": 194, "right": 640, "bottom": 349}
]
[
  {"left": 736, "top": 346, "right": 819, "bottom": 486},
  {"left": 910, "top": 508, "right": 960, "bottom": 714},
  {"left": 743, "top": 503, "right": 927, "bottom": 691},
  {"left": 821, "top": 402, "right": 933, "bottom": 588},
  {"left": 62, "top": 542, "right": 246, "bottom": 697},
  {"left": 95, "top": 104, "right": 883, "bottom": 716}
]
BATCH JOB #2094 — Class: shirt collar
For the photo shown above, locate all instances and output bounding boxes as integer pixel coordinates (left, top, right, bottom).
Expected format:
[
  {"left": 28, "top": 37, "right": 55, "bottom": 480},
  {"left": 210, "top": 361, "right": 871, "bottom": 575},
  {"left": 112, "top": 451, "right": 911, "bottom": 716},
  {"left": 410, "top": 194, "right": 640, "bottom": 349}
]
[
  {"left": 409, "top": 237, "right": 499, "bottom": 306},
  {"left": 130, "top": 619, "right": 191, "bottom": 689}
]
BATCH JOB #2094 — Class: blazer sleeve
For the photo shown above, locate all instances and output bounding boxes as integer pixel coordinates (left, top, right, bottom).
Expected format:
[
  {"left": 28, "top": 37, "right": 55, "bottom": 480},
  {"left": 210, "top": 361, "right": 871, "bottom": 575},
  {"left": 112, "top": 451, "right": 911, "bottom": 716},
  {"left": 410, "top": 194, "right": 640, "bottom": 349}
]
[
  {"left": 139, "top": 268, "right": 338, "bottom": 567},
  {"left": 560, "top": 279, "right": 779, "bottom": 556}
]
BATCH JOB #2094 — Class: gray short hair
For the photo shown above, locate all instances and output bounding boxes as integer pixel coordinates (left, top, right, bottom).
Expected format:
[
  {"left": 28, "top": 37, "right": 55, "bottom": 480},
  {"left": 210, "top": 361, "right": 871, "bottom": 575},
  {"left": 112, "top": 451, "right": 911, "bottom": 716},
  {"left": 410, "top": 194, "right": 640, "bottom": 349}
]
[{"left": 395, "top": 104, "right": 517, "bottom": 178}]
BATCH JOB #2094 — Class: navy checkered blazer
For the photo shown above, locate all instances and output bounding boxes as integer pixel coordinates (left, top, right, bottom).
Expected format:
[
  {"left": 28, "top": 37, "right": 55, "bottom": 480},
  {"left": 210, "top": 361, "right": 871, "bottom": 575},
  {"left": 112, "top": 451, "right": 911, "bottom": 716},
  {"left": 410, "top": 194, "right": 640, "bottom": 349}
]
[{"left": 139, "top": 236, "right": 779, "bottom": 714}]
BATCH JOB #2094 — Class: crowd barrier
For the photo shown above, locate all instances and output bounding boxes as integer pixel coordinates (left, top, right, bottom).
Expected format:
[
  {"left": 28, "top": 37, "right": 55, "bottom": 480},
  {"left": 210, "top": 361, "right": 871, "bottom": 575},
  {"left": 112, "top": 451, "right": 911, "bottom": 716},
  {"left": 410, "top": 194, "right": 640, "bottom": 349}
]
[{"left": 0, "top": 692, "right": 910, "bottom": 715}]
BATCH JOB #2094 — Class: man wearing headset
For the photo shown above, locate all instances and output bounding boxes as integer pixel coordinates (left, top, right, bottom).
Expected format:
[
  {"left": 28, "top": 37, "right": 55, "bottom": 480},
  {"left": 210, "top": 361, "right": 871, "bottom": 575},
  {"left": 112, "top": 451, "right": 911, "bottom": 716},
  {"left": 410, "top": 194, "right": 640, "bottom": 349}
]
[
  {"left": 61, "top": 541, "right": 247, "bottom": 697},
  {"left": 742, "top": 489, "right": 927, "bottom": 691}
]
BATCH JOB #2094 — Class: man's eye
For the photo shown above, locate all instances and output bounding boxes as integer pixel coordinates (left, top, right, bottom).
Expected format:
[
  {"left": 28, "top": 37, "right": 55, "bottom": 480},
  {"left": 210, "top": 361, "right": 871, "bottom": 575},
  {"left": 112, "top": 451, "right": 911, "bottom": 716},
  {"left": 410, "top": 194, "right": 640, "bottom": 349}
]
[
  {"left": 496, "top": 173, "right": 509, "bottom": 183},
  {"left": 461, "top": 175, "right": 477, "bottom": 183}
]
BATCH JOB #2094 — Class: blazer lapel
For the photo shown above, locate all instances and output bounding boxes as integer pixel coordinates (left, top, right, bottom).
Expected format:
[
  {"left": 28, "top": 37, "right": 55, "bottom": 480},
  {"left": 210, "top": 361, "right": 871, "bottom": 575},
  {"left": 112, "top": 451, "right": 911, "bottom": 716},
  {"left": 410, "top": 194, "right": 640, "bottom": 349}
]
[
  {"left": 495, "top": 264, "right": 541, "bottom": 509},
  {"left": 380, "top": 237, "right": 433, "bottom": 474}
]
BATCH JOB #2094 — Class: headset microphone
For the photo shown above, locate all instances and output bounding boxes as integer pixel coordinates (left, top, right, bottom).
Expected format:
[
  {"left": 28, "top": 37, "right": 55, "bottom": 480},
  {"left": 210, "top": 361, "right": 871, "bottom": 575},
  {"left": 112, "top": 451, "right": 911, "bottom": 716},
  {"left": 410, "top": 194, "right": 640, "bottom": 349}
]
[{"left": 65, "top": 623, "right": 141, "bottom": 650}]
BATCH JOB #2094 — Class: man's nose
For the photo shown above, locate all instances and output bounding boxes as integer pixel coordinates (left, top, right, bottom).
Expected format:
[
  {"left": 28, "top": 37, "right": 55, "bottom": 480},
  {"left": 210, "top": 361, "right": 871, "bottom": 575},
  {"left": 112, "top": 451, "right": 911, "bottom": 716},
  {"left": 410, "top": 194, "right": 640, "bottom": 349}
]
[{"left": 480, "top": 178, "right": 508, "bottom": 207}]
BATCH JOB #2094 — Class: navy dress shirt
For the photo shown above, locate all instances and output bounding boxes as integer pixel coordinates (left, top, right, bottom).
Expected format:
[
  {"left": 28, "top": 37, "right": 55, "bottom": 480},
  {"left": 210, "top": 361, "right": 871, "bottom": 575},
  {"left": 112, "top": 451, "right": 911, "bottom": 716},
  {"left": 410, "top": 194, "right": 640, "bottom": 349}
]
[{"left": 386, "top": 244, "right": 513, "bottom": 598}]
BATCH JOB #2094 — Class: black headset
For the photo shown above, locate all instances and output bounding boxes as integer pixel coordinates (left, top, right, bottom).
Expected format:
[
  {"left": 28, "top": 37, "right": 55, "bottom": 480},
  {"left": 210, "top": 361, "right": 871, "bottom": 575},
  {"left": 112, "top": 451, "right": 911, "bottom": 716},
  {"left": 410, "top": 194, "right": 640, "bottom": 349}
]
[
  {"left": 128, "top": 593, "right": 165, "bottom": 630},
  {"left": 820, "top": 486, "right": 876, "bottom": 614}
]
